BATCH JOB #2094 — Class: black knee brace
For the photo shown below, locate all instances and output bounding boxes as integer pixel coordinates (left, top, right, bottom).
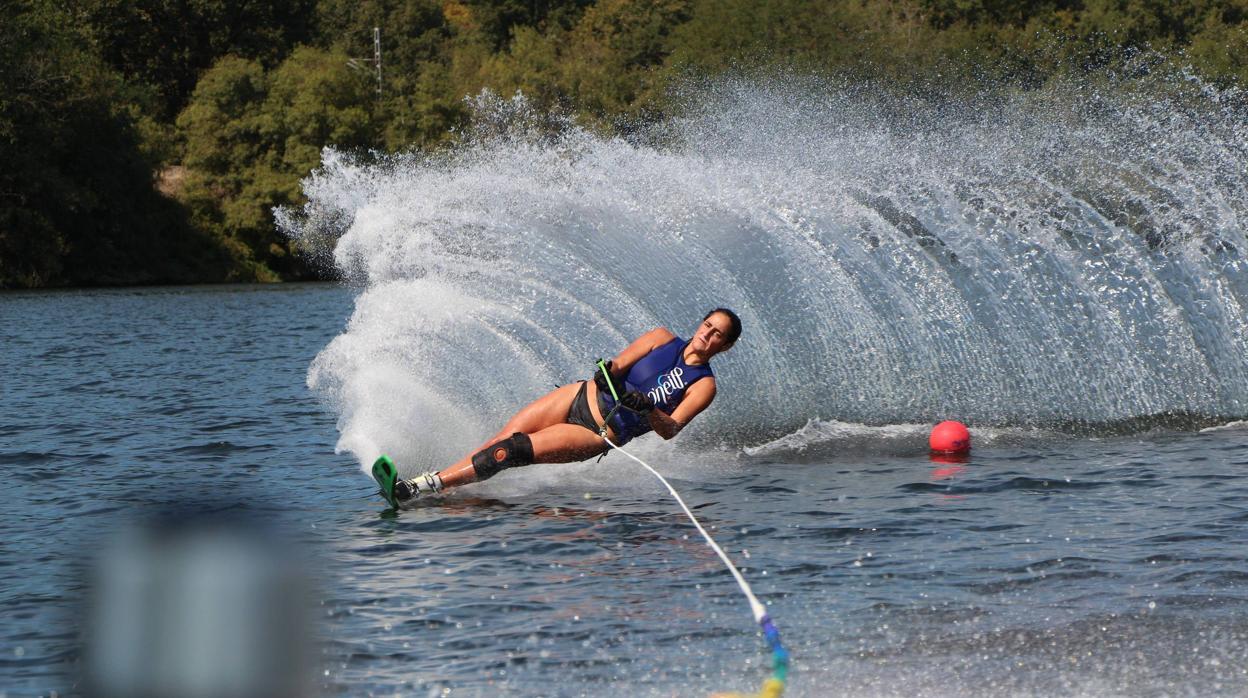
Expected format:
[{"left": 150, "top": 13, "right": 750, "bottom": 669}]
[{"left": 471, "top": 432, "right": 534, "bottom": 481}]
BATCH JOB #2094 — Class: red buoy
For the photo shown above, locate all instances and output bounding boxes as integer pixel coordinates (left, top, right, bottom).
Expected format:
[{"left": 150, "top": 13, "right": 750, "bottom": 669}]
[{"left": 930, "top": 420, "right": 971, "bottom": 454}]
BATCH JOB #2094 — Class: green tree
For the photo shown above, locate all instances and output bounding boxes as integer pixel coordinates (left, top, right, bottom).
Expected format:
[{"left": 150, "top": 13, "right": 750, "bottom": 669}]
[
  {"left": 456, "top": 0, "right": 594, "bottom": 51},
  {"left": 1188, "top": 12, "right": 1248, "bottom": 85},
  {"left": 564, "top": 0, "right": 692, "bottom": 118},
  {"left": 83, "top": 0, "right": 317, "bottom": 121},
  {"left": 312, "top": 0, "right": 465, "bottom": 149},
  {"left": 1, "top": 0, "right": 228, "bottom": 288},
  {"left": 178, "top": 48, "right": 379, "bottom": 280}
]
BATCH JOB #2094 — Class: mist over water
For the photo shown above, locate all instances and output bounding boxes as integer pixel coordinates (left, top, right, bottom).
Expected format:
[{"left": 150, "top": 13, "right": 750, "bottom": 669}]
[{"left": 280, "top": 71, "right": 1248, "bottom": 469}]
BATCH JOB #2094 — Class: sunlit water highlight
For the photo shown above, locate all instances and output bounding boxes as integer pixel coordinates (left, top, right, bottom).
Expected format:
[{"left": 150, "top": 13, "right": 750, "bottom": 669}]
[
  {"left": 4, "top": 70, "right": 1248, "bottom": 696},
  {"left": 2, "top": 284, "right": 1248, "bottom": 696}
]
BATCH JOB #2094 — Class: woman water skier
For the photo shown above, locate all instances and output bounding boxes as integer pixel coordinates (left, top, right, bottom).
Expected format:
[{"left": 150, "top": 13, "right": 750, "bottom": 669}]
[{"left": 376, "top": 308, "right": 742, "bottom": 506}]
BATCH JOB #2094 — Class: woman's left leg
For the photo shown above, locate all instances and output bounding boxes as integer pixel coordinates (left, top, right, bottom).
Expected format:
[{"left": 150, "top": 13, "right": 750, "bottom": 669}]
[
  {"left": 437, "top": 422, "right": 610, "bottom": 489},
  {"left": 436, "top": 382, "right": 592, "bottom": 487}
]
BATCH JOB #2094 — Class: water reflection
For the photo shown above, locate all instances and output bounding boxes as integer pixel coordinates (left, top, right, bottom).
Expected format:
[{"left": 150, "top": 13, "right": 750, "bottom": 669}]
[{"left": 929, "top": 452, "right": 969, "bottom": 481}]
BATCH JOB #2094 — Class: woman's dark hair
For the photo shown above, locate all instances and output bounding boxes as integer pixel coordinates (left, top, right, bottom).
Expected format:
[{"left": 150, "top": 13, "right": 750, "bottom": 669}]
[{"left": 703, "top": 307, "right": 742, "bottom": 345}]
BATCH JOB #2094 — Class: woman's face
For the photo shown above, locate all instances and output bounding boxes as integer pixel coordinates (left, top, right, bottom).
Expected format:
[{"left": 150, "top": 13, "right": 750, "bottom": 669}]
[{"left": 691, "top": 312, "right": 734, "bottom": 356}]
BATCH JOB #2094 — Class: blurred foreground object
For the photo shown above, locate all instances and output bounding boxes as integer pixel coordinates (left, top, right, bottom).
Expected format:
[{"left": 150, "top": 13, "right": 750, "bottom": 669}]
[{"left": 83, "top": 516, "right": 316, "bottom": 698}]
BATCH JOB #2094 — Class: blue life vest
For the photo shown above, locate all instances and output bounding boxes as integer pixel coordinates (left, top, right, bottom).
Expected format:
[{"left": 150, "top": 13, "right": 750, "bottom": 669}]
[{"left": 601, "top": 336, "right": 714, "bottom": 444}]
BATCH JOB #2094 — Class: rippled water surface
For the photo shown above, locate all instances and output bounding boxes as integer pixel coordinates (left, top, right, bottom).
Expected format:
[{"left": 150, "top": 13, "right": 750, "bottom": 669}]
[{"left": 3, "top": 284, "right": 1248, "bottom": 697}]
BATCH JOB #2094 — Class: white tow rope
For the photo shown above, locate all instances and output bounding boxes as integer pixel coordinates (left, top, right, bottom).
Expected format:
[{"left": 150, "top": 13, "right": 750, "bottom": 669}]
[
  {"left": 600, "top": 437, "right": 789, "bottom": 697},
  {"left": 601, "top": 436, "right": 768, "bottom": 620}
]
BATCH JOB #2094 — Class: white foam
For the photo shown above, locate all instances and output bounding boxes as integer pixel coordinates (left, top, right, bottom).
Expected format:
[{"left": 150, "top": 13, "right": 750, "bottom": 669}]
[
  {"left": 743, "top": 418, "right": 929, "bottom": 457},
  {"left": 281, "top": 77, "right": 1248, "bottom": 474},
  {"left": 1199, "top": 420, "right": 1248, "bottom": 433}
]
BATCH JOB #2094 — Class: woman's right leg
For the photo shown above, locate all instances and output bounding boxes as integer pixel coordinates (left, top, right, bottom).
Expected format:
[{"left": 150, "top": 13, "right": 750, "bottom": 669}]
[{"left": 526, "top": 423, "right": 611, "bottom": 463}]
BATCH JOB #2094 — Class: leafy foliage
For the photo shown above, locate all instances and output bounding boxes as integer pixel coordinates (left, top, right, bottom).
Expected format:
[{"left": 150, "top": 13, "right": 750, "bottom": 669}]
[
  {"left": 177, "top": 48, "right": 379, "bottom": 280},
  {"left": 3, "top": 0, "right": 1247, "bottom": 287},
  {"left": 83, "top": 0, "right": 317, "bottom": 120},
  {"left": 1, "top": 0, "right": 228, "bottom": 287}
]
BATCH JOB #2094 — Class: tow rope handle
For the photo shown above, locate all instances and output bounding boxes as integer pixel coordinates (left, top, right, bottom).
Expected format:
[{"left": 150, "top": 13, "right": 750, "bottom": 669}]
[
  {"left": 596, "top": 359, "right": 621, "bottom": 401},
  {"left": 595, "top": 359, "right": 624, "bottom": 440}
]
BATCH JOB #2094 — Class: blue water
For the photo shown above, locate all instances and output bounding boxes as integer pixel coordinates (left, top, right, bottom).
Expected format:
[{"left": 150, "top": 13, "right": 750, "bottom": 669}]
[
  {"left": 3, "top": 284, "right": 1248, "bottom": 697},
  {"left": 6, "top": 71, "right": 1248, "bottom": 696}
]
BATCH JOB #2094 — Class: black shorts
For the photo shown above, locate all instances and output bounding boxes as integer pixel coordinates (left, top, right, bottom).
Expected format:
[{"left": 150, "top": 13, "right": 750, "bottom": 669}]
[{"left": 567, "top": 381, "right": 600, "bottom": 433}]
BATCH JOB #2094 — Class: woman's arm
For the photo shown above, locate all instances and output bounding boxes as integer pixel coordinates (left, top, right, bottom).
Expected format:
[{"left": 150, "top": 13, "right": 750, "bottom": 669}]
[
  {"left": 609, "top": 327, "right": 678, "bottom": 377},
  {"left": 647, "top": 377, "right": 716, "bottom": 440}
]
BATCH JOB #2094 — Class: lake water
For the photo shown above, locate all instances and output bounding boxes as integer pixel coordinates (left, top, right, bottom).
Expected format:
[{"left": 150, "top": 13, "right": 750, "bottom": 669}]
[
  {"left": 3, "top": 283, "right": 1247, "bottom": 697},
  {"left": 7, "top": 73, "right": 1248, "bottom": 697}
]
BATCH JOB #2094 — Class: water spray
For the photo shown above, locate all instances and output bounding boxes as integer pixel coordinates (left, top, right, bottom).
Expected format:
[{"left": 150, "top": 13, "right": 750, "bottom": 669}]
[{"left": 289, "top": 81, "right": 1248, "bottom": 442}]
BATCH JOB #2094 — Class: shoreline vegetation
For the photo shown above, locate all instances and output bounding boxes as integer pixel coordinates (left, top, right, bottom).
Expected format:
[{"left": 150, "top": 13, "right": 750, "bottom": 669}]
[{"left": 3, "top": 0, "right": 1246, "bottom": 289}]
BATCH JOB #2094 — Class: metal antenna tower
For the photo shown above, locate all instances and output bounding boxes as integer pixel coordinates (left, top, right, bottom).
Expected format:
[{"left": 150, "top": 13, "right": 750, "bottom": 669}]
[
  {"left": 348, "top": 27, "right": 383, "bottom": 100},
  {"left": 372, "top": 27, "right": 382, "bottom": 99}
]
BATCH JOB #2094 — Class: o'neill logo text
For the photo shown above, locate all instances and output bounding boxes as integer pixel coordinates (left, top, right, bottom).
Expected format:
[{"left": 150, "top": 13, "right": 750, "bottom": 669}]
[{"left": 647, "top": 366, "right": 686, "bottom": 406}]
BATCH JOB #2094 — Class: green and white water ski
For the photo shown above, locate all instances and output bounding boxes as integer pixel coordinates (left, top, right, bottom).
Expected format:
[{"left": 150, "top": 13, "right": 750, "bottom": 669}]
[{"left": 372, "top": 455, "right": 400, "bottom": 509}]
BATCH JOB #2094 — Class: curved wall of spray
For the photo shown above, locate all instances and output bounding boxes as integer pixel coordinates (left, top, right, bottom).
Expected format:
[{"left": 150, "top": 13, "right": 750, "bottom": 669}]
[{"left": 281, "top": 74, "right": 1248, "bottom": 469}]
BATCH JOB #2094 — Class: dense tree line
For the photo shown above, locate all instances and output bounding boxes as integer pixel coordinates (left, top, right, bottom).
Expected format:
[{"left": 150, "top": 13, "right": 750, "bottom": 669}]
[{"left": 3, "top": 0, "right": 1245, "bottom": 287}]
